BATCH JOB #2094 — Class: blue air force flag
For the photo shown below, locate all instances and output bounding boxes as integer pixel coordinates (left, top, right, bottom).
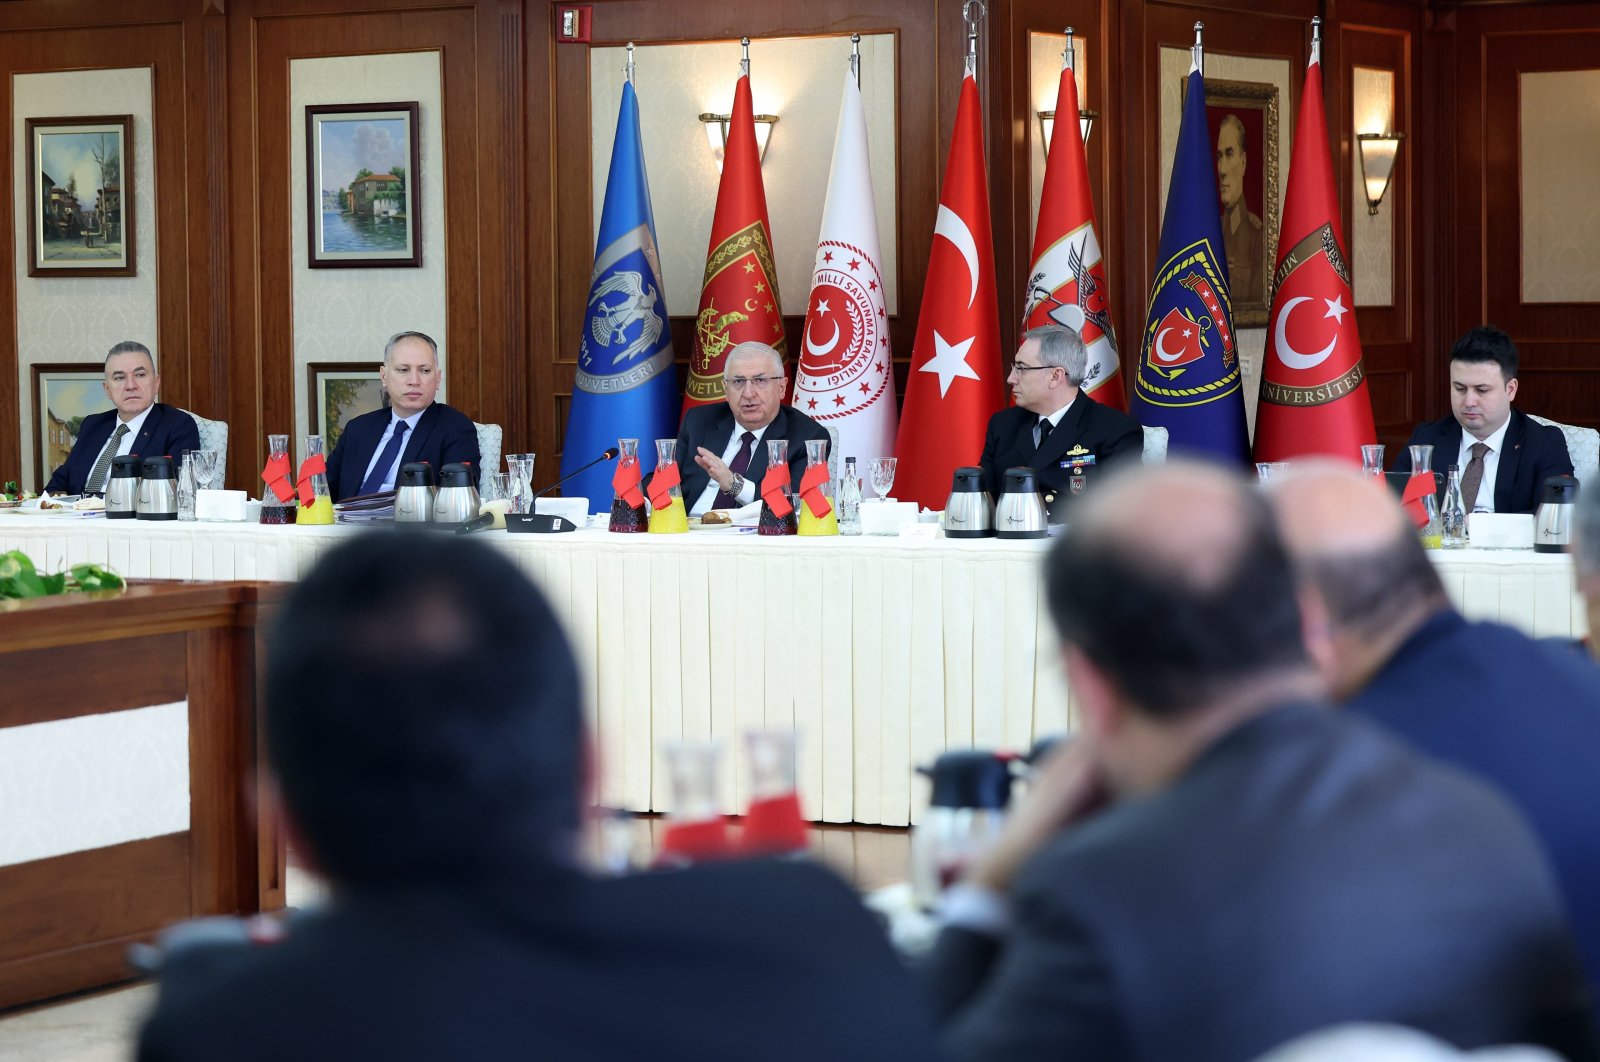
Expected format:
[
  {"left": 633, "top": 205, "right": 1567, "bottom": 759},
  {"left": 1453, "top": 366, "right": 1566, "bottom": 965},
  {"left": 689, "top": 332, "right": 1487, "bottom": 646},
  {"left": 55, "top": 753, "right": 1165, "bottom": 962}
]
[
  {"left": 1130, "top": 63, "right": 1251, "bottom": 465},
  {"left": 560, "top": 79, "right": 678, "bottom": 507}
]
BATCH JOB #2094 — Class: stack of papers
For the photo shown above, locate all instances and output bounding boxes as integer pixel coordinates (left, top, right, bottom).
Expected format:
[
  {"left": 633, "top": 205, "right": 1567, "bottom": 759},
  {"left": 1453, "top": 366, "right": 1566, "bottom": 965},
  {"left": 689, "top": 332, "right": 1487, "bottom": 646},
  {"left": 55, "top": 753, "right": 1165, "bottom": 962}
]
[{"left": 334, "top": 491, "right": 396, "bottom": 524}]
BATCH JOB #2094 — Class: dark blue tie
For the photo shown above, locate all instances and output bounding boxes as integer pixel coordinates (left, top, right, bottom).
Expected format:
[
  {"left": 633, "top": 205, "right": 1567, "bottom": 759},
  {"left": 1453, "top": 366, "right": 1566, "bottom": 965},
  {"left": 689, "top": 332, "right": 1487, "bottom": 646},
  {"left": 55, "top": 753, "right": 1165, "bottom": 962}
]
[{"left": 359, "top": 419, "right": 409, "bottom": 495}]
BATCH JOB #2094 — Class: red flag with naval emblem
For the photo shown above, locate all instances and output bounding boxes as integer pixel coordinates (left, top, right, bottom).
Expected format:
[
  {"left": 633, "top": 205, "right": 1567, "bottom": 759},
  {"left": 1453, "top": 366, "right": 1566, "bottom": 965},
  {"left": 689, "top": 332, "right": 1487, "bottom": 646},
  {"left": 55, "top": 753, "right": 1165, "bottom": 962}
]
[
  {"left": 1023, "top": 43, "right": 1125, "bottom": 408},
  {"left": 1252, "top": 37, "right": 1377, "bottom": 462},
  {"left": 893, "top": 71, "right": 1003, "bottom": 509},
  {"left": 683, "top": 70, "right": 786, "bottom": 412}
]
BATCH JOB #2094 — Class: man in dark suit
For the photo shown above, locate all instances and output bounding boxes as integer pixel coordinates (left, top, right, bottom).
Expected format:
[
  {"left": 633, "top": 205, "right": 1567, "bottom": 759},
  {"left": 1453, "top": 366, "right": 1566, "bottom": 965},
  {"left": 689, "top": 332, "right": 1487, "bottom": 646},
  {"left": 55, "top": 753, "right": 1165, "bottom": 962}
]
[
  {"left": 1393, "top": 326, "right": 1572, "bottom": 514},
  {"left": 979, "top": 324, "right": 1143, "bottom": 505},
  {"left": 138, "top": 534, "right": 942, "bottom": 1062},
  {"left": 45, "top": 341, "right": 199, "bottom": 494},
  {"left": 324, "top": 331, "right": 480, "bottom": 500},
  {"left": 676, "top": 340, "right": 830, "bottom": 514},
  {"left": 923, "top": 460, "right": 1596, "bottom": 1062},
  {"left": 1271, "top": 462, "right": 1600, "bottom": 1000}
]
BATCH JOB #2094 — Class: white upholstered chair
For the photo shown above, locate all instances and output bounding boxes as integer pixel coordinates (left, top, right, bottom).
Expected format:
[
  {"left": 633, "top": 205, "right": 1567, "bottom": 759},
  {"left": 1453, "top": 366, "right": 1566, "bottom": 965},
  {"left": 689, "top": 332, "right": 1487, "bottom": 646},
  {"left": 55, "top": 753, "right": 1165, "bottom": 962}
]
[
  {"left": 179, "top": 409, "right": 229, "bottom": 481},
  {"left": 474, "top": 421, "right": 504, "bottom": 494},
  {"left": 1141, "top": 425, "right": 1169, "bottom": 463},
  {"left": 1529, "top": 415, "right": 1598, "bottom": 485}
]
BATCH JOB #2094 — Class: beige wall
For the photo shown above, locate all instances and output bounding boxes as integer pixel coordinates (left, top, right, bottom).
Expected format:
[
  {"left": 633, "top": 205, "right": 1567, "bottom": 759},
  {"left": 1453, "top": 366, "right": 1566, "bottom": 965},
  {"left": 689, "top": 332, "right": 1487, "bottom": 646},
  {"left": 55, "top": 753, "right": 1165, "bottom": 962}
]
[
  {"left": 13, "top": 68, "right": 156, "bottom": 491},
  {"left": 289, "top": 52, "right": 448, "bottom": 447},
  {"left": 589, "top": 35, "right": 898, "bottom": 320},
  {"left": 1521, "top": 69, "right": 1600, "bottom": 304},
  {"left": 1352, "top": 66, "right": 1396, "bottom": 308}
]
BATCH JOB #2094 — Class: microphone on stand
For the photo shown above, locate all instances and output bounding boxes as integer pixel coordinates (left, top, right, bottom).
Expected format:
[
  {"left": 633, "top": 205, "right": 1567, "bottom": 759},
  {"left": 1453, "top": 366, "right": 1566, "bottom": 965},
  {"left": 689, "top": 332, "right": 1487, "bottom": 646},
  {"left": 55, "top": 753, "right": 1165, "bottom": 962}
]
[{"left": 506, "top": 447, "right": 620, "bottom": 534}]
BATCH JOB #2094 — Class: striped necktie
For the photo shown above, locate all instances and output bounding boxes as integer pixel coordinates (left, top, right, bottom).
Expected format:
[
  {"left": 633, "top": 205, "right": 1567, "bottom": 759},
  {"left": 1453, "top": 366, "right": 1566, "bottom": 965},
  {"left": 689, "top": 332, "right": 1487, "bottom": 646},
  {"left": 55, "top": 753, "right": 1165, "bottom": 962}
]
[{"left": 85, "top": 424, "right": 130, "bottom": 493}]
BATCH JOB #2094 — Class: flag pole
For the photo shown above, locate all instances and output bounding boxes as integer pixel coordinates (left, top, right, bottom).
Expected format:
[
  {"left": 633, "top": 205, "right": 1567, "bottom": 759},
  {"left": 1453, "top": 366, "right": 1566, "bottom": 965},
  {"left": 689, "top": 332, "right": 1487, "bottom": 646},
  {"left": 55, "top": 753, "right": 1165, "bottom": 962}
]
[
  {"left": 625, "top": 41, "right": 635, "bottom": 84},
  {"left": 1310, "top": 15, "right": 1322, "bottom": 65},
  {"left": 1191, "top": 21, "right": 1205, "bottom": 75},
  {"left": 741, "top": 36, "right": 750, "bottom": 79},
  {"left": 1063, "top": 26, "right": 1075, "bottom": 72},
  {"left": 963, "top": 0, "right": 985, "bottom": 78},
  {"left": 850, "top": 32, "right": 861, "bottom": 88}
]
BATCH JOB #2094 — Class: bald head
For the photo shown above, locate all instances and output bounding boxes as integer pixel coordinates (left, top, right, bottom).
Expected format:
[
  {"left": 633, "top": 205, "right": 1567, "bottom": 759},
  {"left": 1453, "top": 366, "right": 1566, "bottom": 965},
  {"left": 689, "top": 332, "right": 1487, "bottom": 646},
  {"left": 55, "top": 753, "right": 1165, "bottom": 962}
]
[
  {"left": 1047, "top": 460, "right": 1309, "bottom": 718},
  {"left": 1266, "top": 463, "right": 1449, "bottom": 643}
]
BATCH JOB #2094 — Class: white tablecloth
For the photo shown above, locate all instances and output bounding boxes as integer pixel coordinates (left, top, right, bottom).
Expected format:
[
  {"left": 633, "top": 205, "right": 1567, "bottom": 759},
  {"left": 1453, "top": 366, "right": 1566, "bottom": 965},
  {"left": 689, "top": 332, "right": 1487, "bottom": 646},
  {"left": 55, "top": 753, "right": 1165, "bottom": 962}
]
[{"left": 2, "top": 515, "right": 1586, "bottom": 825}]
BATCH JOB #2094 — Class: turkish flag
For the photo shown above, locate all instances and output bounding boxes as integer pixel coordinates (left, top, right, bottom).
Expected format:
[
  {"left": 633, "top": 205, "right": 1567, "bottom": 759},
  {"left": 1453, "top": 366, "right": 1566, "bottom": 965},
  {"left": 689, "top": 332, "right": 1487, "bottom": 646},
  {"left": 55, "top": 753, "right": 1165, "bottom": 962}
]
[
  {"left": 1252, "top": 48, "right": 1377, "bottom": 462},
  {"left": 1024, "top": 57, "right": 1125, "bottom": 409},
  {"left": 683, "top": 72, "right": 786, "bottom": 412},
  {"left": 893, "top": 73, "right": 1003, "bottom": 509}
]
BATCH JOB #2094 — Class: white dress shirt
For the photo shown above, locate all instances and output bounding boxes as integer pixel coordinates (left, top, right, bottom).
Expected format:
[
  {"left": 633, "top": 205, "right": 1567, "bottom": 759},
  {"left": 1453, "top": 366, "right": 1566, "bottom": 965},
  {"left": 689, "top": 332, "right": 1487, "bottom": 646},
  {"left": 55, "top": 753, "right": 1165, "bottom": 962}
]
[
  {"left": 690, "top": 422, "right": 770, "bottom": 516},
  {"left": 1458, "top": 417, "right": 1511, "bottom": 512},
  {"left": 359, "top": 408, "right": 427, "bottom": 493},
  {"left": 92, "top": 404, "right": 154, "bottom": 466},
  {"left": 1033, "top": 394, "right": 1077, "bottom": 449}
]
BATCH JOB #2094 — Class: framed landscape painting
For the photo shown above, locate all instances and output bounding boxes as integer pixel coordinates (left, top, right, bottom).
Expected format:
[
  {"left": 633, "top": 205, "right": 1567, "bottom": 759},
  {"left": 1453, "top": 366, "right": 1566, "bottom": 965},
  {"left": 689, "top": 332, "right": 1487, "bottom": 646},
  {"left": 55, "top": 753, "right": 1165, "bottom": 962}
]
[
  {"left": 305, "top": 102, "right": 421, "bottom": 268},
  {"left": 25, "top": 115, "right": 135, "bottom": 277},
  {"left": 33, "top": 363, "right": 114, "bottom": 488},
  {"left": 308, "top": 363, "right": 389, "bottom": 451}
]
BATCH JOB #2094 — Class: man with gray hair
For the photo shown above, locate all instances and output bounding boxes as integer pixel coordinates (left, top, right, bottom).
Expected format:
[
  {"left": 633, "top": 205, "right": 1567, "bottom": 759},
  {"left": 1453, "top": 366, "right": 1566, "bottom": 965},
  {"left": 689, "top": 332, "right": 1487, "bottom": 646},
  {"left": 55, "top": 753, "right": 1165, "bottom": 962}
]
[
  {"left": 325, "top": 330, "right": 480, "bottom": 500},
  {"left": 46, "top": 340, "right": 200, "bottom": 495},
  {"left": 673, "top": 340, "right": 830, "bottom": 515},
  {"left": 978, "top": 324, "right": 1142, "bottom": 502}
]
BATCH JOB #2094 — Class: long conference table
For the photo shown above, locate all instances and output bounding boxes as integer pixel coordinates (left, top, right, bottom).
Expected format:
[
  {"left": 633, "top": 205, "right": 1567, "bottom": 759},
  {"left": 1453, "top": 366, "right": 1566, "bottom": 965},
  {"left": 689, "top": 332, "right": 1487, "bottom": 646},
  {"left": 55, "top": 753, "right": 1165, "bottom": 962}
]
[{"left": 3, "top": 514, "right": 1587, "bottom": 826}]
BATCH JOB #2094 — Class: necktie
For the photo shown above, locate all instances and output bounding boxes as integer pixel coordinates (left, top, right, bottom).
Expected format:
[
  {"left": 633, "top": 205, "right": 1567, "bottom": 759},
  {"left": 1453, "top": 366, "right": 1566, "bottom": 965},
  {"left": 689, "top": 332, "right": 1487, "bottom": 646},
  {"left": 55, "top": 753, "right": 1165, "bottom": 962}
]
[
  {"left": 714, "top": 431, "right": 756, "bottom": 509},
  {"left": 85, "top": 423, "right": 130, "bottom": 493},
  {"left": 1036, "top": 417, "right": 1054, "bottom": 452},
  {"left": 1460, "top": 441, "right": 1490, "bottom": 512},
  {"left": 359, "top": 420, "right": 410, "bottom": 496}
]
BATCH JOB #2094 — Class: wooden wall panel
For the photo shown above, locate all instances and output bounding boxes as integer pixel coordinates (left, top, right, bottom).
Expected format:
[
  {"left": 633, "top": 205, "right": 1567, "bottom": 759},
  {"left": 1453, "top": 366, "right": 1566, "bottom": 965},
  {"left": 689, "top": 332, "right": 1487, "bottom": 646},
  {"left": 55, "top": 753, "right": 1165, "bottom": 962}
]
[
  {"left": 1449, "top": 2, "right": 1600, "bottom": 430},
  {"left": 0, "top": 1, "right": 205, "bottom": 490},
  {"left": 537, "top": 0, "right": 967, "bottom": 481}
]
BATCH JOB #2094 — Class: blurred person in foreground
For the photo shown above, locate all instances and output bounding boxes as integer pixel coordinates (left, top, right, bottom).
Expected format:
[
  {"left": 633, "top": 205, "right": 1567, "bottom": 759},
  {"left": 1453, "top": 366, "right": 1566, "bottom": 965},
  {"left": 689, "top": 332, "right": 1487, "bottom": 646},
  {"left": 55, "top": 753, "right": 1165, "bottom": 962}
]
[
  {"left": 922, "top": 460, "right": 1596, "bottom": 1062},
  {"left": 1573, "top": 474, "right": 1600, "bottom": 659},
  {"left": 1270, "top": 463, "right": 1600, "bottom": 999},
  {"left": 138, "top": 533, "right": 940, "bottom": 1062}
]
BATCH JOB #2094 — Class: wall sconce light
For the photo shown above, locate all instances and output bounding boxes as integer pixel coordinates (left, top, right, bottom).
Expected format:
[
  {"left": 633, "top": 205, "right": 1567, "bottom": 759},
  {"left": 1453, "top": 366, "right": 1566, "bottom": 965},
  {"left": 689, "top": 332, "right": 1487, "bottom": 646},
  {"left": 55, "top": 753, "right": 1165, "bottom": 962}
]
[
  {"left": 698, "top": 112, "right": 778, "bottom": 171},
  {"left": 1356, "top": 132, "right": 1405, "bottom": 215},
  {"left": 1038, "top": 109, "right": 1098, "bottom": 152}
]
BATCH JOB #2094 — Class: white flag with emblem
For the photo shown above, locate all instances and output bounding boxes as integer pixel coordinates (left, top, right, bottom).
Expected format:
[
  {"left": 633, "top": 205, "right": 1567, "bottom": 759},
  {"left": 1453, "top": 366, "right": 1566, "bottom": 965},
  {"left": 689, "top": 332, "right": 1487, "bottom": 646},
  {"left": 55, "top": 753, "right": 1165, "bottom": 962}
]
[{"left": 794, "top": 66, "right": 896, "bottom": 468}]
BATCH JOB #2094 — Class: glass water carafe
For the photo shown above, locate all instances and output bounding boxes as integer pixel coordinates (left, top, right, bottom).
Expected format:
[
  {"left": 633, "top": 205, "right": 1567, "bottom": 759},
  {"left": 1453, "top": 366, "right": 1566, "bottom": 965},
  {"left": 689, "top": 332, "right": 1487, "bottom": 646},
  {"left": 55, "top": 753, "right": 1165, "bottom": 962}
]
[
  {"left": 647, "top": 438, "right": 688, "bottom": 533},
  {"left": 741, "top": 731, "right": 808, "bottom": 855},
  {"left": 610, "top": 438, "right": 647, "bottom": 533},
  {"left": 759, "top": 439, "right": 797, "bottom": 536},
  {"left": 1410, "top": 444, "right": 1442, "bottom": 549},
  {"left": 796, "top": 438, "right": 837, "bottom": 537},
  {"left": 505, "top": 453, "right": 535, "bottom": 515},
  {"left": 259, "top": 433, "right": 297, "bottom": 525},
  {"left": 1441, "top": 466, "right": 1467, "bottom": 549},
  {"left": 658, "top": 742, "right": 729, "bottom": 864},
  {"left": 295, "top": 435, "right": 334, "bottom": 525}
]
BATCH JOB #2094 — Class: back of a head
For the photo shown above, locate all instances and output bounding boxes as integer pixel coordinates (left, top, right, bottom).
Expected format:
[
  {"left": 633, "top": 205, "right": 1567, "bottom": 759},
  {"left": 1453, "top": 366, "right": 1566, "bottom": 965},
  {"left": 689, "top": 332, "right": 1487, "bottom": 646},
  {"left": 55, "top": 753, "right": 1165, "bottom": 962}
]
[
  {"left": 1268, "top": 464, "right": 1451, "bottom": 643},
  {"left": 265, "top": 533, "right": 583, "bottom": 888},
  {"left": 1044, "top": 461, "right": 1308, "bottom": 717},
  {"left": 1450, "top": 325, "right": 1518, "bottom": 380}
]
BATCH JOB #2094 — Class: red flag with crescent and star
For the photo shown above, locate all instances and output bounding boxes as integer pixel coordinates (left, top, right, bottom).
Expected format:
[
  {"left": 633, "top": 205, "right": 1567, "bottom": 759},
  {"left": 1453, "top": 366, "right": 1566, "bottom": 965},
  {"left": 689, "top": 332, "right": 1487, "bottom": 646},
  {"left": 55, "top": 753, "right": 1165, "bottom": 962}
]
[
  {"left": 683, "top": 71, "right": 785, "bottom": 412},
  {"left": 1252, "top": 38, "right": 1377, "bottom": 462},
  {"left": 893, "top": 71, "right": 1003, "bottom": 509},
  {"left": 1023, "top": 48, "right": 1125, "bottom": 409}
]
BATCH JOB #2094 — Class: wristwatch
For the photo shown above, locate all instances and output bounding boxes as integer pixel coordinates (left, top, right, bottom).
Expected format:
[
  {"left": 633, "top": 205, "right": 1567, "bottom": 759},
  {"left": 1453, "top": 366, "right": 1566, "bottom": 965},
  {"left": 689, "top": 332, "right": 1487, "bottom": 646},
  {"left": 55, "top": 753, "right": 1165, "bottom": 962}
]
[{"left": 726, "top": 473, "right": 745, "bottom": 498}]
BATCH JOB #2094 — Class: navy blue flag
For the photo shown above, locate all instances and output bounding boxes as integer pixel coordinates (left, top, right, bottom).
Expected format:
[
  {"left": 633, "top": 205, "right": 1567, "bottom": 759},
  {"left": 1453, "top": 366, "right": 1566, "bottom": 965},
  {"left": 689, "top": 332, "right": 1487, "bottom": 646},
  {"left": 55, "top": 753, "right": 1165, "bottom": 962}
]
[
  {"left": 560, "top": 78, "right": 678, "bottom": 507},
  {"left": 1130, "top": 64, "right": 1250, "bottom": 464}
]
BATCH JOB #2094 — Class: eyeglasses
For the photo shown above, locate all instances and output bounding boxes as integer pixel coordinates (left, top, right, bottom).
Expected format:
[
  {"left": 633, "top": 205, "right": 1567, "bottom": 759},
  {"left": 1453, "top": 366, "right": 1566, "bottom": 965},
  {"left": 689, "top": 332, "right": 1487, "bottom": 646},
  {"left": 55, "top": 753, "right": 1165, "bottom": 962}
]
[
  {"left": 1009, "top": 362, "right": 1055, "bottom": 374},
  {"left": 725, "top": 375, "right": 783, "bottom": 392}
]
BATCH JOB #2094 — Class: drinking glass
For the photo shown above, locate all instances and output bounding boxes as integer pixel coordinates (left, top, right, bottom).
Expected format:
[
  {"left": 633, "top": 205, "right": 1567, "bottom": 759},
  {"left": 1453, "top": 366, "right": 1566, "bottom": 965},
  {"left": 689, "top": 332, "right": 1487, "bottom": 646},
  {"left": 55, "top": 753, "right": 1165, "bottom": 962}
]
[
  {"left": 1360, "top": 444, "right": 1386, "bottom": 478},
  {"left": 506, "top": 454, "right": 535, "bottom": 515},
  {"left": 1256, "top": 462, "right": 1273, "bottom": 485},
  {"left": 484, "top": 472, "right": 509, "bottom": 504},
  {"left": 868, "top": 457, "right": 897, "bottom": 500}
]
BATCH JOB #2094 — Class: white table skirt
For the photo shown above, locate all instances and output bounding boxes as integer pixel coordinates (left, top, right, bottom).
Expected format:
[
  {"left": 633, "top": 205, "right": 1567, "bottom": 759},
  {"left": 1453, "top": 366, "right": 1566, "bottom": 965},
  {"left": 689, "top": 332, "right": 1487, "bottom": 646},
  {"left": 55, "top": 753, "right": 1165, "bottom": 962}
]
[{"left": 2, "top": 515, "right": 1586, "bottom": 825}]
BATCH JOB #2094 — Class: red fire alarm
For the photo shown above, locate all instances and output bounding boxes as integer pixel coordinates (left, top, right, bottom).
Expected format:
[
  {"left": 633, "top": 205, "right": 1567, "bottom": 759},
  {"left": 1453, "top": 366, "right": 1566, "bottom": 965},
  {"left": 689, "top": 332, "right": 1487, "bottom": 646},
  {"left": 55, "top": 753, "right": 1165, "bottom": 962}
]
[{"left": 555, "top": 5, "right": 592, "bottom": 43}]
